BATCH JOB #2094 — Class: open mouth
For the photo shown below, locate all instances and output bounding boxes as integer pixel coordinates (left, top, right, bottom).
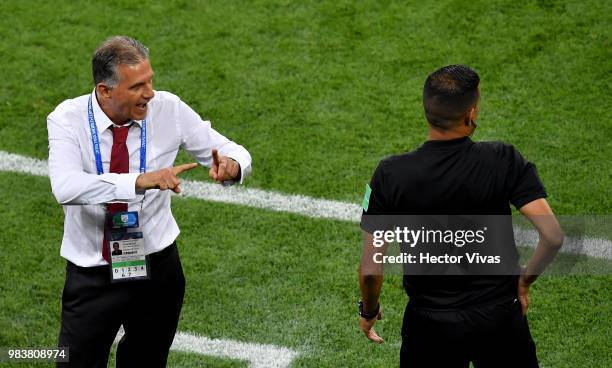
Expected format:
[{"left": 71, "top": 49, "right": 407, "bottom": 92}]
[{"left": 136, "top": 102, "right": 148, "bottom": 111}]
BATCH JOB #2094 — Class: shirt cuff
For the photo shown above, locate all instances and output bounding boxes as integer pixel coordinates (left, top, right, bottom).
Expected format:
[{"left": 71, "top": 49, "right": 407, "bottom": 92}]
[
  {"left": 511, "top": 191, "right": 547, "bottom": 211},
  {"left": 101, "top": 173, "right": 141, "bottom": 201},
  {"left": 225, "top": 152, "right": 252, "bottom": 185}
]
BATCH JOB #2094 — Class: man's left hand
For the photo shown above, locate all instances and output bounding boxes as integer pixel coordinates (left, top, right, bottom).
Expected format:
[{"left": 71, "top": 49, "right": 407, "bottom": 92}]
[
  {"left": 359, "top": 307, "right": 384, "bottom": 344},
  {"left": 209, "top": 148, "right": 240, "bottom": 182},
  {"left": 518, "top": 275, "right": 531, "bottom": 316}
]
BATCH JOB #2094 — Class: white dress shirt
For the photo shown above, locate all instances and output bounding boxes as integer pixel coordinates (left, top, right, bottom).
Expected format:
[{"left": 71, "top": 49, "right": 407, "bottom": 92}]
[{"left": 47, "top": 90, "right": 252, "bottom": 267}]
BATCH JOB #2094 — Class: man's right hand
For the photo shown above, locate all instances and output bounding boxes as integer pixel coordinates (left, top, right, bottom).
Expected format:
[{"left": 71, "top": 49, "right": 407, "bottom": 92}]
[
  {"left": 135, "top": 163, "right": 199, "bottom": 194},
  {"left": 359, "top": 306, "right": 384, "bottom": 344}
]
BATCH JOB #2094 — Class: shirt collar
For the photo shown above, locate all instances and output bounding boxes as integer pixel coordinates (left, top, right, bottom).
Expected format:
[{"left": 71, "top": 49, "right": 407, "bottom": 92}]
[
  {"left": 90, "top": 89, "right": 144, "bottom": 132},
  {"left": 419, "top": 136, "right": 472, "bottom": 150}
]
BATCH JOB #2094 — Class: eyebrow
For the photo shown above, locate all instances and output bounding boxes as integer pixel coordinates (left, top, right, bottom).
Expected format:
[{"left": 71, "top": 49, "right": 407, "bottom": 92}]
[{"left": 128, "top": 73, "right": 154, "bottom": 89}]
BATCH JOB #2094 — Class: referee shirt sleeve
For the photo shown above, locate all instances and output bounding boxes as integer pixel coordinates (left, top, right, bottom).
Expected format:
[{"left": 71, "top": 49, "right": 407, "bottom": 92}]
[
  {"left": 360, "top": 161, "right": 390, "bottom": 233},
  {"left": 507, "top": 146, "right": 547, "bottom": 210}
]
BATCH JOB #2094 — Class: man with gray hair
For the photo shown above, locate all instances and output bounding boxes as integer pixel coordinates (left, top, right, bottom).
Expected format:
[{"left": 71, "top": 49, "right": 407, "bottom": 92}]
[{"left": 47, "top": 36, "right": 252, "bottom": 367}]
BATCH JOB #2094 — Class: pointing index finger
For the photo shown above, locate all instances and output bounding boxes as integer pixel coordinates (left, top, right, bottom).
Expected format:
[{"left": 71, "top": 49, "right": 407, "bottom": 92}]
[
  {"left": 212, "top": 149, "right": 220, "bottom": 166},
  {"left": 172, "top": 162, "right": 199, "bottom": 175}
]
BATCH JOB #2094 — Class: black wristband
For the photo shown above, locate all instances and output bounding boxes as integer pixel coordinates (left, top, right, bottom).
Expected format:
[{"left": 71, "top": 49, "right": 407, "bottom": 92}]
[{"left": 359, "top": 301, "right": 380, "bottom": 320}]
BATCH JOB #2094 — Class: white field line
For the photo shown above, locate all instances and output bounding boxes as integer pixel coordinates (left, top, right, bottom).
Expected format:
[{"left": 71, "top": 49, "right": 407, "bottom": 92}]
[
  {"left": 113, "top": 327, "right": 298, "bottom": 368},
  {"left": 1, "top": 150, "right": 610, "bottom": 261}
]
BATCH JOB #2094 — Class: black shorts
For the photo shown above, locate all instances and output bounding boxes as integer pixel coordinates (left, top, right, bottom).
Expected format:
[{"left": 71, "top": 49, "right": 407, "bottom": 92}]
[{"left": 400, "top": 298, "right": 538, "bottom": 368}]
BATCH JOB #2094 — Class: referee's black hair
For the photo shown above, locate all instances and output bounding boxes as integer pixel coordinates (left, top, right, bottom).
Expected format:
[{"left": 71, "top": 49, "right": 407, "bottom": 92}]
[{"left": 423, "top": 65, "right": 480, "bottom": 130}]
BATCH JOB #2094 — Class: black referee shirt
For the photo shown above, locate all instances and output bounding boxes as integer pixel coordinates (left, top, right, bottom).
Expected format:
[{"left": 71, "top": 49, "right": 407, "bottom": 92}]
[{"left": 361, "top": 137, "right": 547, "bottom": 308}]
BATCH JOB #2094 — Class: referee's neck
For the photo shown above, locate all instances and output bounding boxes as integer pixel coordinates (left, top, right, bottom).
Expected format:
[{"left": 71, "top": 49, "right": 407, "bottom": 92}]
[{"left": 427, "top": 127, "right": 469, "bottom": 141}]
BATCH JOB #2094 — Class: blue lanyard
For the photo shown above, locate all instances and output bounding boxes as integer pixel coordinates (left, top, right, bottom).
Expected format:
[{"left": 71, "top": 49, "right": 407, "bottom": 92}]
[{"left": 88, "top": 95, "right": 147, "bottom": 175}]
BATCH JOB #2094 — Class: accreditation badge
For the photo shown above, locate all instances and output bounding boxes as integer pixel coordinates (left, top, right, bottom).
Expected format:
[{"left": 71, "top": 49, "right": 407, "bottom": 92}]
[{"left": 106, "top": 211, "right": 150, "bottom": 282}]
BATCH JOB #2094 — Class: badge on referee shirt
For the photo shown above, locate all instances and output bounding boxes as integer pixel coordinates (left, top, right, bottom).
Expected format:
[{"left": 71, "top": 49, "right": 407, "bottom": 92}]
[
  {"left": 363, "top": 184, "right": 372, "bottom": 212},
  {"left": 106, "top": 211, "right": 150, "bottom": 282}
]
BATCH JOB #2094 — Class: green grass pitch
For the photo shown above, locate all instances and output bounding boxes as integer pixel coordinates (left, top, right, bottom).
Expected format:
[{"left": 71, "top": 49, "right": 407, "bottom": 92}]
[{"left": 0, "top": 0, "right": 610, "bottom": 367}]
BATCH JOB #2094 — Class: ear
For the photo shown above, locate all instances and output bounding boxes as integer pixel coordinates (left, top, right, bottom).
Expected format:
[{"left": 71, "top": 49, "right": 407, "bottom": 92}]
[
  {"left": 96, "top": 83, "right": 112, "bottom": 99},
  {"left": 464, "top": 109, "right": 474, "bottom": 126}
]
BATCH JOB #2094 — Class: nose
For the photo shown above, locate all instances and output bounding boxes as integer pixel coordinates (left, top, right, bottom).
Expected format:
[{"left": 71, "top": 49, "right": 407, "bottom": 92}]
[{"left": 143, "top": 82, "right": 154, "bottom": 100}]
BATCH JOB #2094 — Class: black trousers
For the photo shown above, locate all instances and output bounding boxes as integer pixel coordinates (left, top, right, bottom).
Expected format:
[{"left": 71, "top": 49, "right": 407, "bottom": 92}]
[
  {"left": 400, "top": 298, "right": 539, "bottom": 368},
  {"left": 57, "top": 242, "right": 185, "bottom": 368}
]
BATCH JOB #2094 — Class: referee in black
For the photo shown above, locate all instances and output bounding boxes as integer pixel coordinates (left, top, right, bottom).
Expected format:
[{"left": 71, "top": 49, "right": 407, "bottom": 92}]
[{"left": 358, "top": 65, "right": 564, "bottom": 367}]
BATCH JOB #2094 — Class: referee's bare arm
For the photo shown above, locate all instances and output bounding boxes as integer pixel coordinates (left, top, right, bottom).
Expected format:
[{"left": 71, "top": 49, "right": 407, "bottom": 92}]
[
  {"left": 518, "top": 198, "right": 564, "bottom": 315},
  {"left": 358, "top": 231, "right": 387, "bottom": 343}
]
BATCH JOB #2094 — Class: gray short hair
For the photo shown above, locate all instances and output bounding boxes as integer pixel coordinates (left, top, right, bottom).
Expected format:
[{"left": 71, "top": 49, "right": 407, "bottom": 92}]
[{"left": 92, "top": 36, "right": 149, "bottom": 87}]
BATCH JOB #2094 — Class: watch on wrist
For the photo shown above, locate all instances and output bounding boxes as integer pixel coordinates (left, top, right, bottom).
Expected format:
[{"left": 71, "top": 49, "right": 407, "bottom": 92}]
[{"left": 358, "top": 301, "right": 380, "bottom": 320}]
